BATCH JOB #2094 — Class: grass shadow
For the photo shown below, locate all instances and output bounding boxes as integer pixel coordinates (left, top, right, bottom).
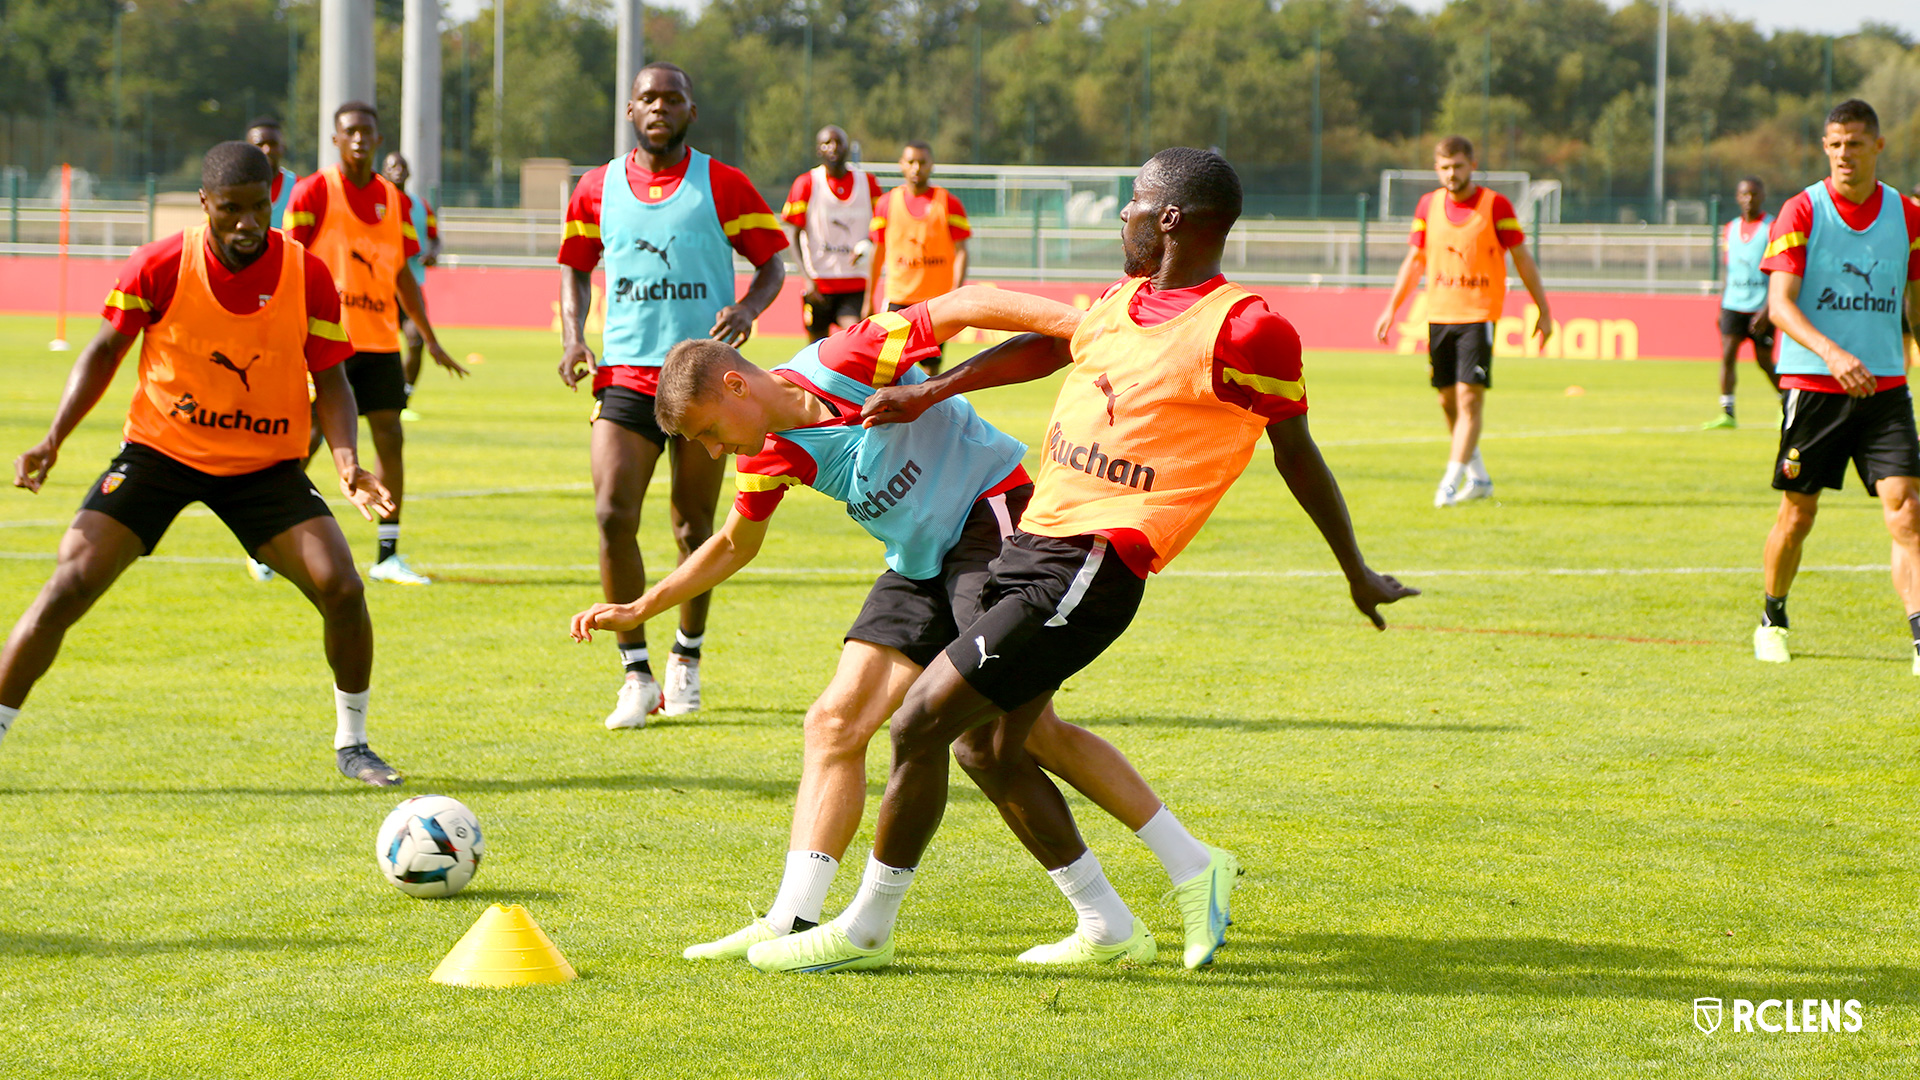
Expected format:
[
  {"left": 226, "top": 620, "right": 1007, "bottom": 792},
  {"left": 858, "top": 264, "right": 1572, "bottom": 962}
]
[
  {"left": 0, "top": 930, "right": 357, "bottom": 957},
  {"left": 1091, "top": 715, "right": 1523, "bottom": 734},
  {"left": 0, "top": 773, "right": 797, "bottom": 799}
]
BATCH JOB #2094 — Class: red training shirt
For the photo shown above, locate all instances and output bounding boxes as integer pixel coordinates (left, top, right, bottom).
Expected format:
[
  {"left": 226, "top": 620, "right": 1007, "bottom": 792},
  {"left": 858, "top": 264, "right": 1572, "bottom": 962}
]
[
  {"left": 282, "top": 169, "right": 422, "bottom": 261},
  {"left": 102, "top": 229, "right": 353, "bottom": 372}
]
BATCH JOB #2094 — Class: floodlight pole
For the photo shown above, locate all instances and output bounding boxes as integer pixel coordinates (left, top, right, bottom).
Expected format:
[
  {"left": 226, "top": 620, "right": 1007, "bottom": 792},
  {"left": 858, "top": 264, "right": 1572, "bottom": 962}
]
[
  {"left": 318, "top": 0, "right": 376, "bottom": 171},
  {"left": 1652, "top": 0, "right": 1668, "bottom": 221},
  {"left": 401, "top": 0, "right": 442, "bottom": 196},
  {"left": 614, "top": 0, "right": 644, "bottom": 157},
  {"left": 492, "top": 0, "right": 505, "bottom": 205}
]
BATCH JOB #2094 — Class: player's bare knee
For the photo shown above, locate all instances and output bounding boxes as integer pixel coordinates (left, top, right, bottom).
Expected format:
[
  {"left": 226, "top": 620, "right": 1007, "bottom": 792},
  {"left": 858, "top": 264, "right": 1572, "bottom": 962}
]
[
  {"left": 948, "top": 727, "right": 1004, "bottom": 775},
  {"left": 671, "top": 518, "right": 713, "bottom": 555},
  {"left": 315, "top": 566, "right": 366, "bottom": 615},
  {"left": 595, "top": 497, "right": 640, "bottom": 540},
  {"left": 803, "top": 702, "right": 874, "bottom": 757}
]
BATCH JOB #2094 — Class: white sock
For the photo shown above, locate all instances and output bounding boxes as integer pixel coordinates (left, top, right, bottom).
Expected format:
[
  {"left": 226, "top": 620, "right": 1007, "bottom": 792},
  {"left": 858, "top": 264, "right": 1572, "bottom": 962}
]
[
  {"left": 1047, "top": 850, "right": 1133, "bottom": 946},
  {"left": 1442, "top": 460, "right": 1468, "bottom": 487},
  {"left": 674, "top": 630, "right": 704, "bottom": 651},
  {"left": 377, "top": 523, "right": 400, "bottom": 541},
  {"left": 1134, "top": 805, "right": 1212, "bottom": 886},
  {"left": 1466, "top": 448, "right": 1489, "bottom": 482},
  {"left": 834, "top": 854, "right": 914, "bottom": 949},
  {"left": 1719, "top": 393, "right": 1736, "bottom": 415},
  {"left": 617, "top": 643, "right": 650, "bottom": 676},
  {"left": 334, "top": 688, "right": 369, "bottom": 750},
  {"left": 0, "top": 704, "right": 18, "bottom": 745},
  {"left": 766, "top": 850, "right": 839, "bottom": 933}
]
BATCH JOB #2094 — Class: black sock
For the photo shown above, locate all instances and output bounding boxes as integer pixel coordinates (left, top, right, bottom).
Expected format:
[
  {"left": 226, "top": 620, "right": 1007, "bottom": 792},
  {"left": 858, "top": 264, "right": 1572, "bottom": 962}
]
[
  {"left": 618, "top": 643, "right": 652, "bottom": 678},
  {"left": 377, "top": 537, "right": 398, "bottom": 562},
  {"left": 671, "top": 630, "right": 704, "bottom": 660},
  {"left": 1762, "top": 594, "right": 1788, "bottom": 629},
  {"left": 1908, "top": 613, "right": 1920, "bottom": 654},
  {"left": 790, "top": 916, "right": 818, "bottom": 932}
]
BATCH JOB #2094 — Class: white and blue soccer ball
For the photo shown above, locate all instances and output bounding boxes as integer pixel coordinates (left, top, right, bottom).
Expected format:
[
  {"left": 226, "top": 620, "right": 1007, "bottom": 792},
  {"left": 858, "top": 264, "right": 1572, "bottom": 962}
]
[{"left": 375, "top": 795, "right": 484, "bottom": 898}]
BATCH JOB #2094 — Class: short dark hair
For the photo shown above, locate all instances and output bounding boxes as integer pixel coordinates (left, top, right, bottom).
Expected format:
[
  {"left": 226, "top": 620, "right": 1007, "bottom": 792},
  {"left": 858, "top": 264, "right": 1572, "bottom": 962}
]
[
  {"left": 655, "top": 339, "right": 745, "bottom": 435},
  {"left": 245, "top": 116, "right": 283, "bottom": 134},
  {"left": 1737, "top": 175, "right": 1764, "bottom": 190},
  {"left": 1142, "top": 147, "right": 1242, "bottom": 232},
  {"left": 636, "top": 61, "right": 691, "bottom": 94},
  {"left": 334, "top": 100, "right": 378, "bottom": 126},
  {"left": 202, "top": 141, "right": 274, "bottom": 190},
  {"left": 903, "top": 140, "right": 932, "bottom": 155},
  {"left": 1435, "top": 135, "right": 1475, "bottom": 161},
  {"left": 1825, "top": 99, "right": 1879, "bottom": 136}
]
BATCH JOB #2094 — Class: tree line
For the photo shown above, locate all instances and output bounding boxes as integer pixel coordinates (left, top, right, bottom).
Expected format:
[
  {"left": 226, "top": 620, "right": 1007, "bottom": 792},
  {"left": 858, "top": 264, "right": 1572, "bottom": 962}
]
[{"left": 5, "top": 0, "right": 1918, "bottom": 210}]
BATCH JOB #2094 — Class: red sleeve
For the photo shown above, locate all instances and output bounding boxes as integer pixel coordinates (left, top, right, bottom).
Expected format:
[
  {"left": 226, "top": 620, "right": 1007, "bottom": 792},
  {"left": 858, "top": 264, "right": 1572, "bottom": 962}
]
[
  {"left": 101, "top": 234, "right": 186, "bottom": 335},
  {"left": 1906, "top": 197, "right": 1920, "bottom": 282},
  {"left": 394, "top": 189, "right": 422, "bottom": 261},
  {"left": 708, "top": 159, "right": 789, "bottom": 266},
  {"left": 866, "top": 173, "right": 883, "bottom": 205},
  {"left": 817, "top": 303, "right": 942, "bottom": 386},
  {"left": 558, "top": 165, "right": 608, "bottom": 272},
  {"left": 1211, "top": 295, "right": 1307, "bottom": 423},
  {"left": 1489, "top": 193, "right": 1525, "bottom": 248},
  {"left": 946, "top": 192, "right": 971, "bottom": 241},
  {"left": 423, "top": 199, "right": 439, "bottom": 243},
  {"left": 781, "top": 172, "right": 812, "bottom": 228},
  {"left": 732, "top": 433, "right": 819, "bottom": 520},
  {"left": 284, "top": 174, "right": 327, "bottom": 247},
  {"left": 1408, "top": 192, "right": 1430, "bottom": 249},
  {"left": 301, "top": 249, "right": 352, "bottom": 372},
  {"left": 1761, "top": 192, "right": 1814, "bottom": 277}
]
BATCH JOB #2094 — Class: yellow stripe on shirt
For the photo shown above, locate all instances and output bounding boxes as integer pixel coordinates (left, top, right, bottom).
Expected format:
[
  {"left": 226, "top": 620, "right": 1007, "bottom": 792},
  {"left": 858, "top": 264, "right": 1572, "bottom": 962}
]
[
  {"left": 104, "top": 289, "right": 152, "bottom": 312},
  {"left": 869, "top": 215, "right": 888, "bottom": 232},
  {"left": 1495, "top": 217, "right": 1521, "bottom": 231},
  {"left": 401, "top": 223, "right": 419, "bottom": 241},
  {"left": 1221, "top": 367, "right": 1305, "bottom": 402},
  {"left": 722, "top": 212, "right": 783, "bottom": 237},
  {"left": 562, "top": 220, "right": 601, "bottom": 240},
  {"left": 869, "top": 311, "right": 913, "bottom": 387},
  {"left": 1764, "top": 231, "right": 1807, "bottom": 259},
  {"left": 307, "top": 317, "right": 348, "bottom": 342},
  {"left": 781, "top": 199, "right": 807, "bottom": 218},
  {"left": 1410, "top": 218, "right": 1428, "bottom": 232},
  {"left": 284, "top": 210, "right": 316, "bottom": 228},
  {"left": 735, "top": 472, "right": 802, "bottom": 493},
  {"left": 948, "top": 213, "right": 970, "bottom": 231}
]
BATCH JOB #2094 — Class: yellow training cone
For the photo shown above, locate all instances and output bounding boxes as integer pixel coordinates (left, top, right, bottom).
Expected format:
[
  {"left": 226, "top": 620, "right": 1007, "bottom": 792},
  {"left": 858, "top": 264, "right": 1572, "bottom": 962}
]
[{"left": 431, "top": 904, "right": 578, "bottom": 987}]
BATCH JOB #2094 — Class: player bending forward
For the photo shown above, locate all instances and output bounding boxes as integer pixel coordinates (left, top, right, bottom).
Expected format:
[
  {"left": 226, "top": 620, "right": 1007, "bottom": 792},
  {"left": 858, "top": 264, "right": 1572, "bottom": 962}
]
[
  {"left": 573, "top": 287, "right": 1238, "bottom": 967},
  {"left": 748, "top": 148, "right": 1417, "bottom": 974},
  {"left": 2, "top": 142, "right": 404, "bottom": 786}
]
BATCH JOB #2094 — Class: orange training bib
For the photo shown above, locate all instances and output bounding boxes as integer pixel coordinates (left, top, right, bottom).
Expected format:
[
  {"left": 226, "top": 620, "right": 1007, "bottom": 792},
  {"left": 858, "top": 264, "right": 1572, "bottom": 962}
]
[
  {"left": 1419, "top": 187, "right": 1507, "bottom": 324},
  {"left": 124, "top": 225, "right": 312, "bottom": 475},
  {"left": 881, "top": 186, "right": 957, "bottom": 305},
  {"left": 1020, "top": 277, "right": 1279, "bottom": 572},
  {"left": 310, "top": 166, "right": 404, "bottom": 352}
]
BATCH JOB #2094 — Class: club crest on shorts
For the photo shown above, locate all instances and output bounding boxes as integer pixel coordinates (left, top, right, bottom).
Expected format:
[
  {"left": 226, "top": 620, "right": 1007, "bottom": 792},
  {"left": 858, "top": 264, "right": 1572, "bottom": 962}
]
[
  {"left": 101, "top": 469, "right": 126, "bottom": 495},
  {"left": 1781, "top": 447, "right": 1801, "bottom": 480}
]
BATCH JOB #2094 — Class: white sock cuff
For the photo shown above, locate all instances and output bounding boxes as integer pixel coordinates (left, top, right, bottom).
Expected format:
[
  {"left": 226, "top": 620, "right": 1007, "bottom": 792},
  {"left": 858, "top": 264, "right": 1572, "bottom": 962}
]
[
  {"left": 675, "top": 630, "right": 705, "bottom": 650},
  {"left": 1047, "top": 850, "right": 1109, "bottom": 895},
  {"left": 377, "top": 523, "right": 400, "bottom": 541},
  {"left": 0, "top": 704, "right": 17, "bottom": 742},
  {"left": 617, "top": 643, "right": 649, "bottom": 664},
  {"left": 863, "top": 853, "right": 915, "bottom": 893},
  {"left": 1443, "top": 460, "right": 1468, "bottom": 483}
]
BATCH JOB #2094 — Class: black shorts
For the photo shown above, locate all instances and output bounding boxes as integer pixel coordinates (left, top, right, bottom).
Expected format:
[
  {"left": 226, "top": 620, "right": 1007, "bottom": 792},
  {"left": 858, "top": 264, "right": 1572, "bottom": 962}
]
[
  {"left": 944, "top": 531, "right": 1147, "bottom": 713},
  {"left": 1428, "top": 322, "right": 1494, "bottom": 388},
  {"left": 844, "top": 484, "right": 1030, "bottom": 668},
  {"left": 805, "top": 290, "right": 865, "bottom": 342},
  {"left": 344, "top": 351, "right": 409, "bottom": 414},
  {"left": 80, "top": 442, "right": 333, "bottom": 556},
  {"left": 1718, "top": 307, "right": 1776, "bottom": 352},
  {"left": 591, "top": 384, "right": 668, "bottom": 449},
  {"left": 1774, "top": 384, "right": 1920, "bottom": 496}
]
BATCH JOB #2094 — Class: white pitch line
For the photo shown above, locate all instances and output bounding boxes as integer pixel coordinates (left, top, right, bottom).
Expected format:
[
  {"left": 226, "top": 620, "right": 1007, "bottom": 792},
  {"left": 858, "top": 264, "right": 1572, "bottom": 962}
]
[
  {"left": 0, "top": 551, "right": 1887, "bottom": 578},
  {"left": 1318, "top": 424, "right": 1698, "bottom": 448}
]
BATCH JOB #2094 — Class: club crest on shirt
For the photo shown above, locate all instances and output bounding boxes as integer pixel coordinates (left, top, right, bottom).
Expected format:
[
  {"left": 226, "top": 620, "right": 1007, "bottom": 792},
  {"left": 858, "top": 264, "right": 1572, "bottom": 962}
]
[{"left": 374, "top": 202, "right": 387, "bottom": 220}]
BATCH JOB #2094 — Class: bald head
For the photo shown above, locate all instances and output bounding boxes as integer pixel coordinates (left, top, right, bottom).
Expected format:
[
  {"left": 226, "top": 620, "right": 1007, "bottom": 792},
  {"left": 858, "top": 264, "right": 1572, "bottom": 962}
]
[{"left": 816, "top": 125, "right": 850, "bottom": 171}]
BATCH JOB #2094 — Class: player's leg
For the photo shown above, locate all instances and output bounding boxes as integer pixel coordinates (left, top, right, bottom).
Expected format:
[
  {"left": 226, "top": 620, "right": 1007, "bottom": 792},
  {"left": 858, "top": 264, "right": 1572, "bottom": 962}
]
[
  {"left": 591, "top": 412, "right": 666, "bottom": 727},
  {"left": 400, "top": 311, "right": 424, "bottom": 417},
  {"left": 0, "top": 512, "right": 145, "bottom": 734},
  {"left": 1758, "top": 492, "right": 1817, "bottom": 662},
  {"left": 1876, "top": 475, "right": 1920, "bottom": 671},
  {"left": 1705, "top": 320, "right": 1742, "bottom": 428},
  {"left": 1758, "top": 388, "right": 1847, "bottom": 661},
  {"left": 802, "top": 295, "right": 830, "bottom": 344},
  {"left": 1857, "top": 389, "right": 1920, "bottom": 670},
  {"left": 362, "top": 407, "right": 422, "bottom": 583},
  {"left": 685, "top": 640, "right": 921, "bottom": 960},
  {"left": 253, "top": 514, "right": 399, "bottom": 786},
  {"left": 659, "top": 434, "right": 725, "bottom": 715},
  {"left": 1430, "top": 327, "right": 1465, "bottom": 506}
]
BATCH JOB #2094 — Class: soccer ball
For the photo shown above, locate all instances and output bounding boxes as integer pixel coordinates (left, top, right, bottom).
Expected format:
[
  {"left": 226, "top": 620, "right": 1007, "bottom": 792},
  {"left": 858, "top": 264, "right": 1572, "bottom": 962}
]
[{"left": 375, "top": 795, "right": 484, "bottom": 898}]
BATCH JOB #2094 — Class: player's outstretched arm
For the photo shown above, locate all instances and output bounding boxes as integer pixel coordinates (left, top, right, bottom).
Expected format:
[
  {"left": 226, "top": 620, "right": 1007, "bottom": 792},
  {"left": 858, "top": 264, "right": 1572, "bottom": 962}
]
[
  {"left": 1266, "top": 414, "right": 1418, "bottom": 629},
  {"left": 1769, "top": 271, "right": 1873, "bottom": 397},
  {"left": 861, "top": 331, "right": 1072, "bottom": 427},
  {"left": 1509, "top": 243, "right": 1553, "bottom": 350},
  {"left": 922, "top": 285, "right": 1083, "bottom": 343},
  {"left": 558, "top": 266, "right": 597, "bottom": 390},
  {"left": 1372, "top": 249, "right": 1424, "bottom": 343},
  {"left": 571, "top": 509, "right": 771, "bottom": 641},
  {"left": 313, "top": 364, "right": 395, "bottom": 521},
  {"left": 395, "top": 266, "right": 468, "bottom": 377},
  {"left": 14, "top": 321, "right": 135, "bottom": 493}
]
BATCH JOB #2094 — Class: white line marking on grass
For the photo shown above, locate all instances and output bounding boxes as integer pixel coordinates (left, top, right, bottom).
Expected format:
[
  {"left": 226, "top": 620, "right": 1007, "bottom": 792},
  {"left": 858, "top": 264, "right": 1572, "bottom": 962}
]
[{"left": 1318, "top": 424, "right": 1698, "bottom": 448}]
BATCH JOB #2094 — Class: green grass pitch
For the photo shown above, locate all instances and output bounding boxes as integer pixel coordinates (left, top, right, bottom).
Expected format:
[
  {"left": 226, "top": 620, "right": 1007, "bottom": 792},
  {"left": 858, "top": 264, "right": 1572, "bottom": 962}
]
[{"left": 0, "top": 313, "right": 1914, "bottom": 1078}]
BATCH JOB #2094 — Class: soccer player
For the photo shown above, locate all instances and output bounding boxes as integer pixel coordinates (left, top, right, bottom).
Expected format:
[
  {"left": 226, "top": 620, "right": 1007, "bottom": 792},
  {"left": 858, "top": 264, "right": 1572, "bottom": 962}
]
[
  {"left": 381, "top": 151, "right": 441, "bottom": 418},
  {"left": 244, "top": 117, "right": 300, "bottom": 229},
  {"left": 1753, "top": 99, "right": 1920, "bottom": 672},
  {"left": 1, "top": 142, "right": 404, "bottom": 787},
  {"left": 783, "top": 125, "right": 882, "bottom": 343},
  {"left": 748, "top": 148, "right": 1417, "bottom": 974},
  {"left": 557, "top": 62, "right": 788, "bottom": 724},
  {"left": 1704, "top": 177, "right": 1779, "bottom": 429},
  {"left": 1373, "top": 135, "right": 1552, "bottom": 507},
  {"left": 571, "top": 287, "right": 1233, "bottom": 967},
  {"left": 286, "top": 102, "right": 467, "bottom": 586},
  {"left": 866, "top": 141, "right": 970, "bottom": 373}
]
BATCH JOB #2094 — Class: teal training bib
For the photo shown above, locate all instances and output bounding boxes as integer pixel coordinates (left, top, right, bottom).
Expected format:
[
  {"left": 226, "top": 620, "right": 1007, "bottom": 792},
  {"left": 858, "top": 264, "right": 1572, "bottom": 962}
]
[
  {"left": 1777, "top": 182, "right": 1909, "bottom": 378},
  {"left": 599, "top": 150, "right": 738, "bottom": 369}
]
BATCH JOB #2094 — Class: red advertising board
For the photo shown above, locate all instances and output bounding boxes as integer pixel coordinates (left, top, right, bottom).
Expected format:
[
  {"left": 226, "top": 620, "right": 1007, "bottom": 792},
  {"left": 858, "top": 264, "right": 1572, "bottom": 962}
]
[{"left": 0, "top": 256, "right": 1723, "bottom": 360}]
